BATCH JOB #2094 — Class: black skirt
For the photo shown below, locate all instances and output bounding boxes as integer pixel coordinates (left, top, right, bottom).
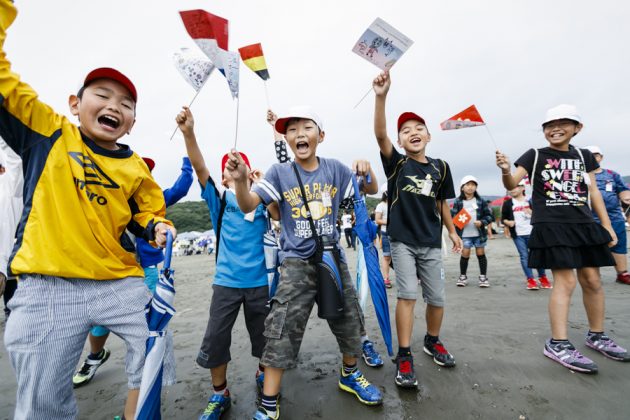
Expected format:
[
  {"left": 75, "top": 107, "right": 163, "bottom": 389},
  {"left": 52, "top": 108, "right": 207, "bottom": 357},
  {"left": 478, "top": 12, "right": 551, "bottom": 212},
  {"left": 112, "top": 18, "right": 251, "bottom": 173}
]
[{"left": 528, "top": 222, "right": 615, "bottom": 269}]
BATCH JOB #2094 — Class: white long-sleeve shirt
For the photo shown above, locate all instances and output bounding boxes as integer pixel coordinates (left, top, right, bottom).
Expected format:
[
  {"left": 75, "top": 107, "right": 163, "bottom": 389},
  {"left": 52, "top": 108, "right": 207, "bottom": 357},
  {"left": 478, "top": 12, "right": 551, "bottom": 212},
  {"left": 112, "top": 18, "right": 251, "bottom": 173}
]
[{"left": 0, "top": 137, "right": 23, "bottom": 277}]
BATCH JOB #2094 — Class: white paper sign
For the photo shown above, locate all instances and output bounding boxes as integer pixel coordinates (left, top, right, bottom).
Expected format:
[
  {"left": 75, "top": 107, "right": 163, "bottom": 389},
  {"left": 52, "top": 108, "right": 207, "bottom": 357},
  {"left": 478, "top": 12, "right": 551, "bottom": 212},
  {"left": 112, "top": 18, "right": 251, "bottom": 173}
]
[{"left": 352, "top": 18, "right": 414, "bottom": 70}]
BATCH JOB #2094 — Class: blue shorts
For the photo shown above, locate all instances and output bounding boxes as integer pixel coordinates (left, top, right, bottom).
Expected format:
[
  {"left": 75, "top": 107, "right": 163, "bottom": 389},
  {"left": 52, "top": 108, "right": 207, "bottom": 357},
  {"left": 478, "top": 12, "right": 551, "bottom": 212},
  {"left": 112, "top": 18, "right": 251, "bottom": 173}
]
[
  {"left": 462, "top": 236, "right": 487, "bottom": 249},
  {"left": 610, "top": 219, "right": 628, "bottom": 254},
  {"left": 381, "top": 231, "right": 391, "bottom": 256}
]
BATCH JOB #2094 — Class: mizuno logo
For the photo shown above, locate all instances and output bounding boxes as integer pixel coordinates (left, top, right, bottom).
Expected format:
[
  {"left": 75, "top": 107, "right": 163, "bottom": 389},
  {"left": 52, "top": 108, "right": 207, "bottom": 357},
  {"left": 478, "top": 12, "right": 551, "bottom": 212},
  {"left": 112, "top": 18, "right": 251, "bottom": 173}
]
[
  {"left": 405, "top": 175, "right": 424, "bottom": 188},
  {"left": 68, "top": 152, "right": 120, "bottom": 189}
]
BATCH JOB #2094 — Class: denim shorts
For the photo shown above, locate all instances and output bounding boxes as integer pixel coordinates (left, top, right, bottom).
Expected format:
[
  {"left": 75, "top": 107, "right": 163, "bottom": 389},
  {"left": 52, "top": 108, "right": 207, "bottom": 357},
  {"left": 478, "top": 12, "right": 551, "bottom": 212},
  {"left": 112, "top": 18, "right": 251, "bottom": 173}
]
[
  {"left": 610, "top": 219, "right": 627, "bottom": 254},
  {"left": 381, "top": 231, "right": 391, "bottom": 256},
  {"left": 462, "top": 236, "right": 487, "bottom": 249}
]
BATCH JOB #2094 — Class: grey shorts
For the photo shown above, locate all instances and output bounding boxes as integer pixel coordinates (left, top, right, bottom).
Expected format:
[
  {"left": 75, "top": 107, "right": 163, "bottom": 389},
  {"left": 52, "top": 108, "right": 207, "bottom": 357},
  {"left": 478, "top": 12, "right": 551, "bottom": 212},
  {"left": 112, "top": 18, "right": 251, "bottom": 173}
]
[
  {"left": 390, "top": 240, "right": 445, "bottom": 306},
  {"left": 197, "top": 284, "right": 269, "bottom": 369},
  {"left": 261, "top": 257, "right": 364, "bottom": 369}
]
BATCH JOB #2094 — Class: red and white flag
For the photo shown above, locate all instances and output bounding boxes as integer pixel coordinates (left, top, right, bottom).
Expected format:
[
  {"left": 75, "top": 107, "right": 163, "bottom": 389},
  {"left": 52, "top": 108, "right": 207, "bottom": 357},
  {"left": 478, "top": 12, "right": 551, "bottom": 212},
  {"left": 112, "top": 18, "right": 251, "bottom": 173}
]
[
  {"left": 180, "top": 9, "right": 239, "bottom": 99},
  {"left": 440, "top": 105, "right": 485, "bottom": 130},
  {"left": 453, "top": 208, "right": 472, "bottom": 230}
]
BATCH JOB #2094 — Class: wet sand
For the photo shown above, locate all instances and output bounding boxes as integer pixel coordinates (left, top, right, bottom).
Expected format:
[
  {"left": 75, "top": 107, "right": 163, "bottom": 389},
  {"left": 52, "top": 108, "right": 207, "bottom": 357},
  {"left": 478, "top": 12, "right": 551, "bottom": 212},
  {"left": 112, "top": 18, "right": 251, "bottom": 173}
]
[{"left": 1, "top": 236, "right": 629, "bottom": 419}]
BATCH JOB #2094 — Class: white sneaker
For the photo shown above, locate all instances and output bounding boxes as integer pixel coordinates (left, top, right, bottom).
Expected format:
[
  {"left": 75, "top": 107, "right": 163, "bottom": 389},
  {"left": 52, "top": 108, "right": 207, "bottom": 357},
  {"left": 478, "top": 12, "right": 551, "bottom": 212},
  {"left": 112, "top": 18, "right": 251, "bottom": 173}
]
[
  {"left": 456, "top": 275, "right": 468, "bottom": 287},
  {"left": 478, "top": 275, "right": 490, "bottom": 288}
]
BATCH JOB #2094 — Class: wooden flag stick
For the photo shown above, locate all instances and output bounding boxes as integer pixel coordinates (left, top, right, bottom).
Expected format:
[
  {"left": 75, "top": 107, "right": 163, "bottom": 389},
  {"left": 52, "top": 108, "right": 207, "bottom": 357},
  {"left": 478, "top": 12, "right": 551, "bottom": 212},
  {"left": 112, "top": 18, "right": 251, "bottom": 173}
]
[
  {"left": 353, "top": 86, "right": 373, "bottom": 109},
  {"left": 233, "top": 96, "right": 241, "bottom": 149},
  {"left": 169, "top": 88, "right": 204, "bottom": 141},
  {"left": 484, "top": 124, "right": 499, "bottom": 150}
]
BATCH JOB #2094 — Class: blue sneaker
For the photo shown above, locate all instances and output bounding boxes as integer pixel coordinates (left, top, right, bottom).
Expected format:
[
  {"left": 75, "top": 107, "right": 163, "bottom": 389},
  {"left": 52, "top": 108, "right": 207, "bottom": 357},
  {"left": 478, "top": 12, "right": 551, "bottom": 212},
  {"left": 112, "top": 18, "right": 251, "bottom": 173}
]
[
  {"left": 338, "top": 368, "right": 383, "bottom": 405},
  {"left": 361, "top": 340, "right": 384, "bottom": 368},
  {"left": 199, "top": 393, "right": 231, "bottom": 420},
  {"left": 252, "top": 406, "right": 280, "bottom": 420},
  {"left": 255, "top": 371, "right": 265, "bottom": 402}
]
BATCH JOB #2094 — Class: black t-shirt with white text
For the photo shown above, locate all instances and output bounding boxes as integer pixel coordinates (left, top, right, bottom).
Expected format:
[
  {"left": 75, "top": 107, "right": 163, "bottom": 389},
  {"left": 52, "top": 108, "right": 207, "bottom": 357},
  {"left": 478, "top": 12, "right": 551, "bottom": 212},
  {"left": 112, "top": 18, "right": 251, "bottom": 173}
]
[
  {"left": 382, "top": 148, "right": 455, "bottom": 248},
  {"left": 514, "top": 146, "right": 598, "bottom": 224}
]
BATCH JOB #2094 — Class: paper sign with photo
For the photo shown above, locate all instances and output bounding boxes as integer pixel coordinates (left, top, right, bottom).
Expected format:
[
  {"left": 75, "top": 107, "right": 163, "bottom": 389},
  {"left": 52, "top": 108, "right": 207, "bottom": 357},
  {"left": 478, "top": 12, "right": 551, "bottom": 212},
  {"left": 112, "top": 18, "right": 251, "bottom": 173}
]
[{"left": 352, "top": 18, "right": 413, "bottom": 70}]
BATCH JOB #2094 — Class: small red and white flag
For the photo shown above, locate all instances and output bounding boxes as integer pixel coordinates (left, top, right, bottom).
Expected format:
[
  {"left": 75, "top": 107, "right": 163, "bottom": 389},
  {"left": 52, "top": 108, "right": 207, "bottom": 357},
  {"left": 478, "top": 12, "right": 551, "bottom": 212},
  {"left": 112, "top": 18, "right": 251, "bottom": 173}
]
[
  {"left": 180, "top": 9, "right": 239, "bottom": 99},
  {"left": 453, "top": 208, "right": 472, "bottom": 230},
  {"left": 440, "top": 105, "right": 485, "bottom": 130}
]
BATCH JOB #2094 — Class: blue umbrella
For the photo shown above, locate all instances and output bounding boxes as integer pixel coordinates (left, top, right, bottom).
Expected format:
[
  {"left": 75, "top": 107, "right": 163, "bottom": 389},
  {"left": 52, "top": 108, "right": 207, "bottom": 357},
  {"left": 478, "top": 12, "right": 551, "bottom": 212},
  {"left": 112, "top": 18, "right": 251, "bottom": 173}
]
[
  {"left": 263, "top": 217, "right": 280, "bottom": 299},
  {"left": 135, "top": 231, "right": 176, "bottom": 420},
  {"left": 351, "top": 176, "right": 393, "bottom": 356}
]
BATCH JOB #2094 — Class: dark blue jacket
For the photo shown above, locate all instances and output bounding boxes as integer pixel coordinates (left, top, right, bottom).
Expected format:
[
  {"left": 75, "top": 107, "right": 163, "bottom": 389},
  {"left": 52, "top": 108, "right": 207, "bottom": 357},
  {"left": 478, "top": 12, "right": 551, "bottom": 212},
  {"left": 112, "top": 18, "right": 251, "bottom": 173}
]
[
  {"left": 136, "top": 157, "right": 193, "bottom": 267},
  {"left": 451, "top": 196, "right": 494, "bottom": 242}
]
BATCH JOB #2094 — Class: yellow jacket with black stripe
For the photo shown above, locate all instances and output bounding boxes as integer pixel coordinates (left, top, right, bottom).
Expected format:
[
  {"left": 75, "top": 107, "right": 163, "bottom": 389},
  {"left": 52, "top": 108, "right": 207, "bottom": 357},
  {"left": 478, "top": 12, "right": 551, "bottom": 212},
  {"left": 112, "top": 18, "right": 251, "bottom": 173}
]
[{"left": 0, "top": 1, "right": 172, "bottom": 280}]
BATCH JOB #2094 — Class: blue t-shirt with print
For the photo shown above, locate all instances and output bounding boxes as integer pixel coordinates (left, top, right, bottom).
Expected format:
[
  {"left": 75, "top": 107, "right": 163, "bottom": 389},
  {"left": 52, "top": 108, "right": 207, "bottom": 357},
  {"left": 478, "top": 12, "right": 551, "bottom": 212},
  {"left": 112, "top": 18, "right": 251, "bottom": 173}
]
[
  {"left": 201, "top": 177, "right": 267, "bottom": 288},
  {"left": 252, "top": 158, "right": 354, "bottom": 262},
  {"left": 592, "top": 168, "right": 629, "bottom": 224}
]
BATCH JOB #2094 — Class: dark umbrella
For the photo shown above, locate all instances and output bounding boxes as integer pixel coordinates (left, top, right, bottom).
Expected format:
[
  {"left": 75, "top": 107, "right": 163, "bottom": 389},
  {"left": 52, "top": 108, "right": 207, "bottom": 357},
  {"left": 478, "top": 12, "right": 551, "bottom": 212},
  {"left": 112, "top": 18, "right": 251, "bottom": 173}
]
[
  {"left": 135, "top": 231, "right": 176, "bottom": 420},
  {"left": 351, "top": 176, "right": 393, "bottom": 356}
]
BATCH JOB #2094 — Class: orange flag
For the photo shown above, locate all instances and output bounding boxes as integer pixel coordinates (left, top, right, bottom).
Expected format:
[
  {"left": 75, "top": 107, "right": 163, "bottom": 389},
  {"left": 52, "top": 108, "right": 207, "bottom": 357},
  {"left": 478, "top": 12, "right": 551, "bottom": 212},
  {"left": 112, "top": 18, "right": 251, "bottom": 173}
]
[
  {"left": 440, "top": 105, "right": 485, "bottom": 130},
  {"left": 453, "top": 208, "right": 472, "bottom": 230}
]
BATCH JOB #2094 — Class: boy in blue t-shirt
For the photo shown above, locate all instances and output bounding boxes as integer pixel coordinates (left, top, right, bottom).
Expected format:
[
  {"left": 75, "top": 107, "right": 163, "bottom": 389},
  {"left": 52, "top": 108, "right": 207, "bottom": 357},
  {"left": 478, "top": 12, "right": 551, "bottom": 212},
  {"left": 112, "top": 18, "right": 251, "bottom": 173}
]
[
  {"left": 586, "top": 146, "right": 630, "bottom": 284},
  {"left": 176, "top": 107, "right": 278, "bottom": 419},
  {"left": 227, "top": 106, "right": 383, "bottom": 420}
]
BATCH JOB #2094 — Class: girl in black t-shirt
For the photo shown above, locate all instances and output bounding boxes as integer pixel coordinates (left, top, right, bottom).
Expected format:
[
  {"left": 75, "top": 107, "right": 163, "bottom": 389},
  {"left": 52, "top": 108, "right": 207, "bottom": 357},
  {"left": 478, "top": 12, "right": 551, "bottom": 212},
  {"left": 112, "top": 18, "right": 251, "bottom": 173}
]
[{"left": 495, "top": 104, "right": 628, "bottom": 374}]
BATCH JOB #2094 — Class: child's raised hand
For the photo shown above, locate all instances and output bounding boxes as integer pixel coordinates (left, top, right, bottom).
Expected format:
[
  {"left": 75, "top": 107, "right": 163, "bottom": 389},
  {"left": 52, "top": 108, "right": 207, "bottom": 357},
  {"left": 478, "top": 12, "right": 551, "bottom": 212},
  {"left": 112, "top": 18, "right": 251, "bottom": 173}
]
[
  {"left": 175, "top": 106, "right": 194, "bottom": 136},
  {"left": 496, "top": 150, "right": 511, "bottom": 173},
  {"left": 266, "top": 110, "right": 278, "bottom": 127},
  {"left": 225, "top": 149, "right": 249, "bottom": 182},
  {"left": 352, "top": 159, "right": 372, "bottom": 177},
  {"left": 606, "top": 226, "right": 618, "bottom": 248},
  {"left": 372, "top": 71, "right": 391, "bottom": 96}
]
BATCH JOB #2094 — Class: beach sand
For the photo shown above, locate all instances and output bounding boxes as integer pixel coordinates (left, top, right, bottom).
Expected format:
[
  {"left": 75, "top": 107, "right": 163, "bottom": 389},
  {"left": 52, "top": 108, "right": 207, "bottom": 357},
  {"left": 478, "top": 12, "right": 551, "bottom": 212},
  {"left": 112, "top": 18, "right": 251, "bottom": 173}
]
[{"left": 1, "top": 236, "right": 629, "bottom": 419}]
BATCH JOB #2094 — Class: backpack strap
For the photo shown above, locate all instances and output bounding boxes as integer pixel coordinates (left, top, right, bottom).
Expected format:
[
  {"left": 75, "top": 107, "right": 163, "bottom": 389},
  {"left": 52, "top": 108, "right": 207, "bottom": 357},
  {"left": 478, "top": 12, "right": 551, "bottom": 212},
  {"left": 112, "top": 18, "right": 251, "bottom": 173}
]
[{"left": 213, "top": 191, "right": 228, "bottom": 262}]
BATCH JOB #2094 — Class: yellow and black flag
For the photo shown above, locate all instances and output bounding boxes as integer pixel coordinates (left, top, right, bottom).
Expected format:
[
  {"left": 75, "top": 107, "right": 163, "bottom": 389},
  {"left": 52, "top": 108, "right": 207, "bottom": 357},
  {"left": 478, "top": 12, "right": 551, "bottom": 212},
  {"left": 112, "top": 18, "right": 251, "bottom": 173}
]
[{"left": 238, "top": 43, "right": 270, "bottom": 80}]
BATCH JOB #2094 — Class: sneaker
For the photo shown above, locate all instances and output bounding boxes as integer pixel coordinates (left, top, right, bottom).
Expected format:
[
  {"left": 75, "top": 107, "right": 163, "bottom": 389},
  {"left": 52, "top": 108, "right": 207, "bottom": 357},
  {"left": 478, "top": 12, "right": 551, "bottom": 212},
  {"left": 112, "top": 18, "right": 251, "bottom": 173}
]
[
  {"left": 256, "top": 371, "right": 264, "bottom": 398},
  {"left": 252, "top": 406, "right": 279, "bottom": 420},
  {"left": 338, "top": 368, "right": 383, "bottom": 405},
  {"left": 539, "top": 275, "right": 553, "bottom": 289},
  {"left": 394, "top": 354, "right": 418, "bottom": 388},
  {"left": 616, "top": 272, "right": 630, "bottom": 285},
  {"left": 526, "top": 278, "right": 539, "bottom": 290},
  {"left": 585, "top": 332, "right": 630, "bottom": 362},
  {"left": 456, "top": 275, "right": 468, "bottom": 287},
  {"left": 423, "top": 339, "right": 456, "bottom": 367},
  {"left": 72, "top": 348, "right": 111, "bottom": 388},
  {"left": 384, "top": 278, "right": 392, "bottom": 289},
  {"left": 478, "top": 275, "right": 490, "bottom": 288},
  {"left": 199, "top": 393, "right": 231, "bottom": 420},
  {"left": 543, "top": 339, "right": 598, "bottom": 373},
  {"left": 361, "top": 340, "right": 384, "bottom": 368}
]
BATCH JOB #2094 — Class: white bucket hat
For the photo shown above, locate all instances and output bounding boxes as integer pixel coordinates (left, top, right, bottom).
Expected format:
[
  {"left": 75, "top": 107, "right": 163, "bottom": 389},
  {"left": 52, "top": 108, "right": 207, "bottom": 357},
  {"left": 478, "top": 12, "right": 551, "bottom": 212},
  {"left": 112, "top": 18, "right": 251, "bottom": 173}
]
[
  {"left": 585, "top": 145, "right": 602, "bottom": 156},
  {"left": 543, "top": 104, "right": 582, "bottom": 126},
  {"left": 460, "top": 175, "right": 478, "bottom": 189},
  {"left": 275, "top": 106, "right": 324, "bottom": 134}
]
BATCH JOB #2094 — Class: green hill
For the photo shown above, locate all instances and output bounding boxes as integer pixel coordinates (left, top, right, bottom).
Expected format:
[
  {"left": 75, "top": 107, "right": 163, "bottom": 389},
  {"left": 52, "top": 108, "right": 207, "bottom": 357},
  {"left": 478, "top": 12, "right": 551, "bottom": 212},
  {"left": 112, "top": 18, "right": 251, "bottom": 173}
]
[{"left": 166, "top": 201, "right": 212, "bottom": 232}]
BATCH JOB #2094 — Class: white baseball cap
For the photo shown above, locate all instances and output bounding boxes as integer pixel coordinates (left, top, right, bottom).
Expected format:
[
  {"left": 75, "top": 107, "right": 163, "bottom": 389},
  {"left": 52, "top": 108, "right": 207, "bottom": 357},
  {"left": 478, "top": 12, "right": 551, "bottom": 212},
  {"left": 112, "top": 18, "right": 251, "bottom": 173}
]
[
  {"left": 275, "top": 106, "right": 324, "bottom": 134},
  {"left": 585, "top": 145, "right": 602, "bottom": 156},
  {"left": 543, "top": 104, "right": 582, "bottom": 126},
  {"left": 460, "top": 175, "right": 478, "bottom": 188}
]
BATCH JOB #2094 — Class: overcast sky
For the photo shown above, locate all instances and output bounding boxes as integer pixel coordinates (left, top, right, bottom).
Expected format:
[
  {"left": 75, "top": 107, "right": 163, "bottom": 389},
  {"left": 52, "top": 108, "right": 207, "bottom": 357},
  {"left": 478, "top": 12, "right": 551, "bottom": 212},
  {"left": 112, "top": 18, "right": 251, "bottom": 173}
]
[{"left": 5, "top": 0, "right": 629, "bottom": 198}]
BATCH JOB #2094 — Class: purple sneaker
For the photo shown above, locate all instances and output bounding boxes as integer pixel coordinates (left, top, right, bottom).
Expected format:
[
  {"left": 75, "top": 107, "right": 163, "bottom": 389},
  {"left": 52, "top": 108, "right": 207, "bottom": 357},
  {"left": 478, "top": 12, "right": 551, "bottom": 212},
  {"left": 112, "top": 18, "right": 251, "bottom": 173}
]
[
  {"left": 543, "top": 339, "right": 598, "bottom": 373},
  {"left": 585, "top": 333, "right": 630, "bottom": 362}
]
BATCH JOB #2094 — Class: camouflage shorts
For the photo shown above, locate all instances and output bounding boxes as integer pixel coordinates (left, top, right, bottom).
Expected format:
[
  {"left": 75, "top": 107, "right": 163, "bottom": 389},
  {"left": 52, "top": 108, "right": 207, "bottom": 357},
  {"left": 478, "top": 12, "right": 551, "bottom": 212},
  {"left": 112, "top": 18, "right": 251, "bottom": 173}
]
[{"left": 261, "top": 257, "right": 364, "bottom": 369}]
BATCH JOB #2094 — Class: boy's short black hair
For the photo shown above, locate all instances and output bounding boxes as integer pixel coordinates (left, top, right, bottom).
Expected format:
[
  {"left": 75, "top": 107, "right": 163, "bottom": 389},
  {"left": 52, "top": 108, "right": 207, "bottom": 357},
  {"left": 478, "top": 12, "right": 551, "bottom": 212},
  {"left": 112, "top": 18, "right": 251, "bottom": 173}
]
[{"left": 285, "top": 117, "right": 321, "bottom": 133}]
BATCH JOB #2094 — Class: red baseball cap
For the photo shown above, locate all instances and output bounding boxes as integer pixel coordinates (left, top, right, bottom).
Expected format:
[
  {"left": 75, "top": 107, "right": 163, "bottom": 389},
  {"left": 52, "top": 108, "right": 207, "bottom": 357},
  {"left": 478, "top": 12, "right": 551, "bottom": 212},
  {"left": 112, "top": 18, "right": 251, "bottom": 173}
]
[
  {"left": 83, "top": 67, "right": 138, "bottom": 102},
  {"left": 142, "top": 157, "right": 155, "bottom": 172},
  {"left": 221, "top": 152, "right": 251, "bottom": 173},
  {"left": 397, "top": 112, "right": 426, "bottom": 132}
]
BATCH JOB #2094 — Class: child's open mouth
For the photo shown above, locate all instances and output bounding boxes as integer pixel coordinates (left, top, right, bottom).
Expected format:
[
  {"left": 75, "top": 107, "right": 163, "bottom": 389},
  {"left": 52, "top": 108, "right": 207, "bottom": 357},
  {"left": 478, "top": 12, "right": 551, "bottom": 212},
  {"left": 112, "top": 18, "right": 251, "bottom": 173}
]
[
  {"left": 410, "top": 137, "right": 422, "bottom": 144},
  {"left": 98, "top": 115, "right": 120, "bottom": 130},
  {"left": 296, "top": 141, "right": 309, "bottom": 152}
]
